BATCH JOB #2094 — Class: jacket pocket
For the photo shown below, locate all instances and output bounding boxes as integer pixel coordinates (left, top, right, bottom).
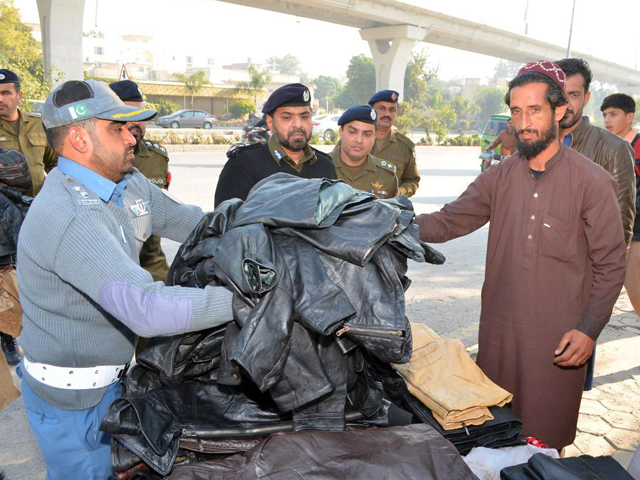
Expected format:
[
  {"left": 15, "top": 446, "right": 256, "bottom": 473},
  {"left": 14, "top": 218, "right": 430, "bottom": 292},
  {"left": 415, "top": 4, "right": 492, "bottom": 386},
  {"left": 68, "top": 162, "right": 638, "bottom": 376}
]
[{"left": 540, "top": 213, "right": 578, "bottom": 262}]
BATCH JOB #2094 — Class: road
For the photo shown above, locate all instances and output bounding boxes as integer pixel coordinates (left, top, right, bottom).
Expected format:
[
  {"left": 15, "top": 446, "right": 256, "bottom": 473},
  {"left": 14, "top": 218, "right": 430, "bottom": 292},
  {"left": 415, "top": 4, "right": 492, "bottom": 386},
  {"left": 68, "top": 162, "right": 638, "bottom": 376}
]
[{"left": 0, "top": 145, "right": 487, "bottom": 479}]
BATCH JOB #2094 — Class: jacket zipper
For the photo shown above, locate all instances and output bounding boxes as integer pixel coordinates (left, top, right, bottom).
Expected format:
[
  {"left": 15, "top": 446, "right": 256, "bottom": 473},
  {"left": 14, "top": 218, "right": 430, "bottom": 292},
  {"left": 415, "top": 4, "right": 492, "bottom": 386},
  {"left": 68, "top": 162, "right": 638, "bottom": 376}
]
[{"left": 335, "top": 325, "right": 405, "bottom": 338}]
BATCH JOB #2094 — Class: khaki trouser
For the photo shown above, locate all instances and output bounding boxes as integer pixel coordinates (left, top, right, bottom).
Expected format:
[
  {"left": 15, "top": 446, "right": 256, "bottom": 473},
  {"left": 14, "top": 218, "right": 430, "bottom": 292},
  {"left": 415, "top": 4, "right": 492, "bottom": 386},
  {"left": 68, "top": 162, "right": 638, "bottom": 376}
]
[
  {"left": 0, "top": 267, "right": 22, "bottom": 337},
  {"left": 625, "top": 242, "right": 640, "bottom": 317},
  {"left": 394, "top": 324, "right": 512, "bottom": 430}
]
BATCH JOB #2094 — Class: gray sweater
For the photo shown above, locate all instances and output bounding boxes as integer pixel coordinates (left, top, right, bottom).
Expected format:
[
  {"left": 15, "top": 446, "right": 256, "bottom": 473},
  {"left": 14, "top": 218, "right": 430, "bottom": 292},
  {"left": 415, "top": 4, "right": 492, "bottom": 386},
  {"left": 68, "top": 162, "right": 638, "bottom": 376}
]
[{"left": 17, "top": 167, "right": 233, "bottom": 409}]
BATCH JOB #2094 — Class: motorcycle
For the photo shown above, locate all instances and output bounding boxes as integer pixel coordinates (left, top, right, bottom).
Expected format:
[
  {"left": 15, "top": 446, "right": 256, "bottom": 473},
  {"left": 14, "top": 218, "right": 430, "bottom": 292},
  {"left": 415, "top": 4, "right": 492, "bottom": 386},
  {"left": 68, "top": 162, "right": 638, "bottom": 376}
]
[{"left": 479, "top": 149, "right": 503, "bottom": 172}]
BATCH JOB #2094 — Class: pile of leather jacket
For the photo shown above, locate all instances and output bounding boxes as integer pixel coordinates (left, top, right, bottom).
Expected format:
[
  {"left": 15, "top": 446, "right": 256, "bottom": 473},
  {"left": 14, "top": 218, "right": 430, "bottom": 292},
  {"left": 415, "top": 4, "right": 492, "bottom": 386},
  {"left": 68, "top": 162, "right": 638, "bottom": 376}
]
[{"left": 100, "top": 174, "right": 513, "bottom": 479}]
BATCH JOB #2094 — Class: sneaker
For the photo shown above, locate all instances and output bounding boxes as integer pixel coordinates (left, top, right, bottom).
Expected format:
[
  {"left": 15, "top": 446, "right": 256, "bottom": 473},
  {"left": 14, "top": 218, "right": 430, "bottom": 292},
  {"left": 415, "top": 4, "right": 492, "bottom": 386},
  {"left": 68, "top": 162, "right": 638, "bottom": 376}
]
[{"left": 1, "top": 333, "right": 21, "bottom": 365}]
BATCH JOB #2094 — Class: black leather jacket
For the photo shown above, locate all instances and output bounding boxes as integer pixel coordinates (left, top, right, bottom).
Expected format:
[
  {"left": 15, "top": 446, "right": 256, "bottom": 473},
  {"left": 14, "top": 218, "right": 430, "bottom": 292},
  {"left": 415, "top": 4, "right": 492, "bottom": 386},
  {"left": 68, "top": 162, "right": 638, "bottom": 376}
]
[
  {"left": 170, "top": 174, "right": 444, "bottom": 397},
  {"left": 0, "top": 147, "right": 32, "bottom": 264}
]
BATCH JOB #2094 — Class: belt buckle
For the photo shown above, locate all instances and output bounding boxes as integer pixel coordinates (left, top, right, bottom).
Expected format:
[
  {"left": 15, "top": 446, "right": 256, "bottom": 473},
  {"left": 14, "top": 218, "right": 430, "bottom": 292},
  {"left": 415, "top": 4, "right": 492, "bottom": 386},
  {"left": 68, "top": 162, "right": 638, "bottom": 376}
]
[{"left": 117, "top": 363, "right": 130, "bottom": 381}]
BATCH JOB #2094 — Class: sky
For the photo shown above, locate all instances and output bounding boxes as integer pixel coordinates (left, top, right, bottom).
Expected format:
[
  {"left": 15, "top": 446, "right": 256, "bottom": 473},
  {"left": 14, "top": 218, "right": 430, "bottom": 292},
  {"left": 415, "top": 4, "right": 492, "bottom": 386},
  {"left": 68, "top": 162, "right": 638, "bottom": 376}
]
[{"left": 11, "top": 0, "right": 640, "bottom": 84}]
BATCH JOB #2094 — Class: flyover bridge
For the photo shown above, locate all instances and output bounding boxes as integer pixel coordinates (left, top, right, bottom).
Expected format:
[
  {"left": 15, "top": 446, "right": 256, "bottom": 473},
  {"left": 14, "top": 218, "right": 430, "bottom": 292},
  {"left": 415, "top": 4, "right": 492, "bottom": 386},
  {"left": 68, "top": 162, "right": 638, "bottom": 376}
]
[{"left": 36, "top": 0, "right": 640, "bottom": 96}]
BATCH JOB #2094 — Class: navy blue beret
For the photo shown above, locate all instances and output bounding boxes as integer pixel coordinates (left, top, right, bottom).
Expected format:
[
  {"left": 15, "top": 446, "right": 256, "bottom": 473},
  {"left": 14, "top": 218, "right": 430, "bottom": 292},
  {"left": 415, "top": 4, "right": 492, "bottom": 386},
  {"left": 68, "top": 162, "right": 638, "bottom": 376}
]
[
  {"left": 262, "top": 83, "right": 311, "bottom": 114},
  {"left": 338, "top": 105, "right": 378, "bottom": 126},
  {"left": 368, "top": 89, "right": 400, "bottom": 105},
  {"left": 0, "top": 69, "right": 20, "bottom": 84},
  {"left": 109, "top": 80, "right": 144, "bottom": 102}
]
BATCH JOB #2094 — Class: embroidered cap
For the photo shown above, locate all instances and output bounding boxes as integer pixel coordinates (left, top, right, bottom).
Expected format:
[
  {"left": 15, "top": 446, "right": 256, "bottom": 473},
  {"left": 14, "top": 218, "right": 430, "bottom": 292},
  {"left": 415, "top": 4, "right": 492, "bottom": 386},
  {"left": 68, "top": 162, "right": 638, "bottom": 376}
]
[
  {"left": 41, "top": 80, "right": 157, "bottom": 129},
  {"left": 516, "top": 61, "right": 567, "bottom": 90}
]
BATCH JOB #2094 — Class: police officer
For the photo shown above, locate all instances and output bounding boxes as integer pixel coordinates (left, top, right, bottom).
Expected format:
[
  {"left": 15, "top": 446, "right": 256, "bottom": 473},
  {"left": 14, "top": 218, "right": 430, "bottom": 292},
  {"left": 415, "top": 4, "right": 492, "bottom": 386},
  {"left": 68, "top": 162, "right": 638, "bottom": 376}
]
[
  {"left": 330, "top": 105, "right": 398, "bottom": 198},
  {"left": 109, "top": 80, "right": 170, "bottom": 283},
  {"left": 214, "top": 83, "right": 336, "bottom": 207},
  {"left": 368, "top": 89, "right": 420, "bottom": 197},
  {"left": 0, "top": 69, "right": 58, "bottom": 197}
]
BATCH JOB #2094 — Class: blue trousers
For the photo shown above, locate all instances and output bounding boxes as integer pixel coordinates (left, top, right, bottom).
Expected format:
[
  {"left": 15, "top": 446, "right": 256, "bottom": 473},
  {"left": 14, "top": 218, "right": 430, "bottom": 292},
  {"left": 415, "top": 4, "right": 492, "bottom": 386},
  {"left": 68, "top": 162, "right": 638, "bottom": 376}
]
[{"left": 19, "top": 365, "right": 121, "bottom": 480}]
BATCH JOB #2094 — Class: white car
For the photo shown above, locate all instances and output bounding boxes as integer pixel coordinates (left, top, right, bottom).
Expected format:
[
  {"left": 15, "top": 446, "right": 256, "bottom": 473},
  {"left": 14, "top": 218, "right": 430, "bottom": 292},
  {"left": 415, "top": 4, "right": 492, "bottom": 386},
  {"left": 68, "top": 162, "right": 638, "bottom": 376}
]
[{"left": 312, "top": 114, "right": 341, "bottom": 141}]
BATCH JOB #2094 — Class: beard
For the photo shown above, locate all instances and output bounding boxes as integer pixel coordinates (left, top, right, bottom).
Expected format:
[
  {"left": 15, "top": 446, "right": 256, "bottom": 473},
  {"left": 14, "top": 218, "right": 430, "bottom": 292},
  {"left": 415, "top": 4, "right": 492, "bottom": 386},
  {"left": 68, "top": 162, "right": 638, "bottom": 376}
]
[
  {"left": 128, "top": 124, "right": 144, "bottom": 146},
  {"left": 272, "top": 126, "right": 311, "bottom": 152},
  {"left": 559, "top": 107, "right": 581, "bottom": 129},
  {"left": 515, "top": 120, "right": 558, "bottom": 160}
]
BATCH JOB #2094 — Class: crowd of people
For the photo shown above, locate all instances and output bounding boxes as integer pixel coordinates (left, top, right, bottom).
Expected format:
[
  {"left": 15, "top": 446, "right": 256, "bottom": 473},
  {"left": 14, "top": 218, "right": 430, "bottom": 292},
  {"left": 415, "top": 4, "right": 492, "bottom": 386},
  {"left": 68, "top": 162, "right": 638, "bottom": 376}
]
[{"left": 0, "top": 55, "right": 639, "bottom": 478}]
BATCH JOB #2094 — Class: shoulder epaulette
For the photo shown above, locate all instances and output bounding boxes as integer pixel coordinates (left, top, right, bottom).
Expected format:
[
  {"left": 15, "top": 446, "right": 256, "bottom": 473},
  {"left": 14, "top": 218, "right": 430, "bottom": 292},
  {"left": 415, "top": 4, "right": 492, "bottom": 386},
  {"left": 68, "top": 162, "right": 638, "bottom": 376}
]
[
  {"left": 310, "top": 146, "right": 332, "bottom": 161},
  {"left": 226, "top": 142, "right": 262, "bottom": 159},
  {"left": 395, "top": 132, "right": 416, "bottom": 149},
  {"left": 375, "top": 157, "right": 397, "bottom": 173},
  {"left": 144, "top": 140, "right": 169, "bottom": 158},
  {"left": 25, "top": 111, "right": 42, "bottom": 119}
]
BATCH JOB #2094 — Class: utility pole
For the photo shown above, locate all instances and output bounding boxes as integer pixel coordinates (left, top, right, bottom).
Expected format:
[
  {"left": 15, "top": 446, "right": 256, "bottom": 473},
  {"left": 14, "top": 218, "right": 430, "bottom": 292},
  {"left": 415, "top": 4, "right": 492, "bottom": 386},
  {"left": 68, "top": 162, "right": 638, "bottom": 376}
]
[{"left": 566, "top": 0, "right": 577, "bottom": 58}]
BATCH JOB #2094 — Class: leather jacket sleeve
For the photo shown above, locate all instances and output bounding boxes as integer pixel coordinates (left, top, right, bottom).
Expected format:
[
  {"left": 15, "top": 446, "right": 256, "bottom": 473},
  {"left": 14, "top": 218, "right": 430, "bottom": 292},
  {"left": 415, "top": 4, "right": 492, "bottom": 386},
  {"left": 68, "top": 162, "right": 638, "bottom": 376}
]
[{"left": 611, "top": 141, "right": 636, "bottom": 246}]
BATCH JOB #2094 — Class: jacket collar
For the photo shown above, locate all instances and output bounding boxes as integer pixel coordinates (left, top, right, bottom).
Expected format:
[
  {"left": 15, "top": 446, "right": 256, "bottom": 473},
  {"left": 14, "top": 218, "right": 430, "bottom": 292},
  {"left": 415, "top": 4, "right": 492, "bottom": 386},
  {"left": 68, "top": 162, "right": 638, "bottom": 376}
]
[{"left": 567, "top": 116, "right": 591, "bottom": 144}]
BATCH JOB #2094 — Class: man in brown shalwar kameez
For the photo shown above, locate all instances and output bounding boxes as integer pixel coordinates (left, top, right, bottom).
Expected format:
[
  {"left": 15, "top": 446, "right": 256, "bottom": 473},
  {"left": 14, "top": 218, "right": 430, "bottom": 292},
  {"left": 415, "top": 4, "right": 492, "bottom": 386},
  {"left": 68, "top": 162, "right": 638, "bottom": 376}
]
[{"left": 416, "top": 61, "right": 627, "bottom": 450}]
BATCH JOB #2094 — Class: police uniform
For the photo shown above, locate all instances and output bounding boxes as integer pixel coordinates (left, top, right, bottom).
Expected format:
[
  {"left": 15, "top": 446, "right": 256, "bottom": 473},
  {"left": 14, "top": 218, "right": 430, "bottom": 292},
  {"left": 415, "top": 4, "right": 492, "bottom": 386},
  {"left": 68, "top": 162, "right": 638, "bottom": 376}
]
[
  {"left": 214, "top": 83, "right": 337, "bottom": 207},
  {"left": 330, "top": 149, "right": 398, "bottom": 198},
  {"left": 0, "top": 110, "right": 57, "bottom": 197},
  {"left": 133, "top": 139, "right": 170, "bottom": 282},
  {"left": 330, "top": 105, "right": 399, "bottom": 198},
  {"left": 110, "top": 80, "right": 170, "bottom": 283},
  {"left": 369, "top": 90, "right": 420, "bottom": 197}
]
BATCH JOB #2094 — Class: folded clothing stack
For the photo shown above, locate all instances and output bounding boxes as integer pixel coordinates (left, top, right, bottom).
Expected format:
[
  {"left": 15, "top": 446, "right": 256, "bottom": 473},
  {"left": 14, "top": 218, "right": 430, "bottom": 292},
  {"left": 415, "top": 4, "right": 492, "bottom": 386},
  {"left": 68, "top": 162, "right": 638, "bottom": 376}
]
[
  {"left": 500, "top": 453, "right": 634, "bottom": 480},
  {"left": 393, "top": 324, "right": 512, "bottom": 430}
]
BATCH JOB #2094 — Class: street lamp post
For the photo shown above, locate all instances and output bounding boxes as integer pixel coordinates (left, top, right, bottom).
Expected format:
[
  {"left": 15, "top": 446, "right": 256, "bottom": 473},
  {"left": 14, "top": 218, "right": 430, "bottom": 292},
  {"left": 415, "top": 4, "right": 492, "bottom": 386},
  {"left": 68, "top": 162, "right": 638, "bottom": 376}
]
[{"left": 566, "top": 0, "right": 577, "bottom": 58}]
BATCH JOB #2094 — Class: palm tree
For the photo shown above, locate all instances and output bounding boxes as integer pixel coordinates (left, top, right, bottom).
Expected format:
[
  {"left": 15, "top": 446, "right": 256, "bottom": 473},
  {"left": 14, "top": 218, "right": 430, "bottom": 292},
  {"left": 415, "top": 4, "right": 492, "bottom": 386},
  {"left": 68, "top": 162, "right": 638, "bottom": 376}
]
[
  {"left": 236, "top": 65, "right": 272, "bottom": 105},
  {"left": 174, "top": 71, "right": 207, "bottom": 109}
]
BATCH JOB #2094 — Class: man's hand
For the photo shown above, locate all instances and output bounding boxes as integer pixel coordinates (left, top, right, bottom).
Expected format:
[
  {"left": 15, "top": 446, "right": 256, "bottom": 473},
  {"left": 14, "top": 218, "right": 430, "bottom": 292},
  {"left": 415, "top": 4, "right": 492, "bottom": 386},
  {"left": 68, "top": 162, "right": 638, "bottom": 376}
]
[{"left": 554, "top": 329, "right": 595, "bottom": 367}]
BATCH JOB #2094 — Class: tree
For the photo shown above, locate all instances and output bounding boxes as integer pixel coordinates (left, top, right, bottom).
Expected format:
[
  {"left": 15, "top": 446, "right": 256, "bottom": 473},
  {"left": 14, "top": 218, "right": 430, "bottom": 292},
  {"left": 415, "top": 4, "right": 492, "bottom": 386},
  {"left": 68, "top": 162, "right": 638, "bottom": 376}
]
[
  {"left": 312, "top": 75, "right": 342, "bottom": 112},
  {"left": 494, "top": 60, "right": 521, "bottom": 79},
  {"left": 403, "top": 50, "right": 438, "bottom": 109},
  {"left": 229, "top": 99, "right": 256, "bottom": 119},
  {"left": 0, "top": 0, "right": 59, "bottom": 104},
  {"left": 337, "top": 55, "right": 376, "bottom": 108},
  {"left": 174, "top": 71, "right": 208, "bottom": 109},
  {"left": 236, "top": 65, "right": 272, "bottom": 105},
  {"left": 452, "top": 95, "right": 480, "bottom": 131},
  {"left": 266, "top": 54, "right": 301, "bottom": 75},
  {"left": 474, "top": 86, "right": 508, "bottom": 127}
]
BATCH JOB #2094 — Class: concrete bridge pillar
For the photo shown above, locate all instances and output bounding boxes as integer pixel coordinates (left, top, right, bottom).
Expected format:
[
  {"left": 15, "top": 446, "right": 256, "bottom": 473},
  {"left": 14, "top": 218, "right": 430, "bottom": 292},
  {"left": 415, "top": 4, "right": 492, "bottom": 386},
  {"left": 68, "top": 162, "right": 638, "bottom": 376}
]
[
  {"left": 36, "top": 0, "right": 86, "bottom": 85},
  {"left": 360, "top": 25, "right": 428, "bottom": 101}
]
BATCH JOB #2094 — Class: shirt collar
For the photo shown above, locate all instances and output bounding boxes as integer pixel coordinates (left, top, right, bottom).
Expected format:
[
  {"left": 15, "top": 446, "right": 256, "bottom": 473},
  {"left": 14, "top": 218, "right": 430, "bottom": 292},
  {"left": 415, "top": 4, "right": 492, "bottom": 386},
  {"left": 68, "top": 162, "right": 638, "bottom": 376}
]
[
  {"left": 57, "top": 156, "right": 127, "bottom": 205},
  {"left": 268, "top": 135, "right": 315, "bottom": 166}
]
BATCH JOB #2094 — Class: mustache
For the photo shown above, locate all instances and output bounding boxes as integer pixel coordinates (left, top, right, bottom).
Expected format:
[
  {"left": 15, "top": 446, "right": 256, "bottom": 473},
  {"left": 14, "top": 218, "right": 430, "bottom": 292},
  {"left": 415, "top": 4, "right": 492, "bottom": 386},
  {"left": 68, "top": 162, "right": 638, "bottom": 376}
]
[
  {"left": 287, "top": 128, "right": 307, "bottom": 137},
  {"left": 380, "top": 116, "right": 392, "bottom": 121},
  {"left": 517, "top": 128, "right": 539, "bottom": 135}
]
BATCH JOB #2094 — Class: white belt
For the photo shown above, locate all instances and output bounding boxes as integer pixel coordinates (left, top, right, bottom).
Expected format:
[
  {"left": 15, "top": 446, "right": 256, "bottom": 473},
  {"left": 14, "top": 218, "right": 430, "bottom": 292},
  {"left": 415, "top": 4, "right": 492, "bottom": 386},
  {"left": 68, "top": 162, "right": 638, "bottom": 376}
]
[{"left": 23, "top": 357, "right": 128, "bottom": 390}]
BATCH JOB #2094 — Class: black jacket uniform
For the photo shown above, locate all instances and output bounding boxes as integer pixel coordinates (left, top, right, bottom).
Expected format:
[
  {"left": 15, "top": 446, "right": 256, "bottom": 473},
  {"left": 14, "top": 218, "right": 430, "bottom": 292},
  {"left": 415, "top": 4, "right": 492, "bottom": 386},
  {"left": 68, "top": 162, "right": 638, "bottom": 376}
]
[{"left": 214, "top": 139, "right": 337, "bottom": 207}]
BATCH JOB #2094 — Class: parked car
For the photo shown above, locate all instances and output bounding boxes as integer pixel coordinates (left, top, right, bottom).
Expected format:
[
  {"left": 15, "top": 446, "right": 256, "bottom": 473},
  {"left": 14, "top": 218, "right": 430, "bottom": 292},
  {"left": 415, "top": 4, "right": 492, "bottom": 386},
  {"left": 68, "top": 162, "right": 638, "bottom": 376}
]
[
  {"left": 157, "top": 109, "right": 217, "bottom": 129},
  {"left": 312, "top": 114, "right": 341, "bottom": 141}
]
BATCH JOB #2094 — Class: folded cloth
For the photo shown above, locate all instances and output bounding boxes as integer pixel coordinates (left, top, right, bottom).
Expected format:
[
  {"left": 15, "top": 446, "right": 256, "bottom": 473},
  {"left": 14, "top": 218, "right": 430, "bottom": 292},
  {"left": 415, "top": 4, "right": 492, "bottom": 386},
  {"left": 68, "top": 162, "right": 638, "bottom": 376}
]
[
  {"left": 168, "top": 424, "right": 478, "bottom": 480},
  {"left": 393, "top": 323, "right": 512, "bottom": 430},
  {"left": 464, "top": 445, "right": 559, "bottom": 480},
  {"left": 500, "top": 453, "right": 634, "bottom": 480},
  {"left": 405, "top": 394, "right": 526, "bottom": 456}
]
